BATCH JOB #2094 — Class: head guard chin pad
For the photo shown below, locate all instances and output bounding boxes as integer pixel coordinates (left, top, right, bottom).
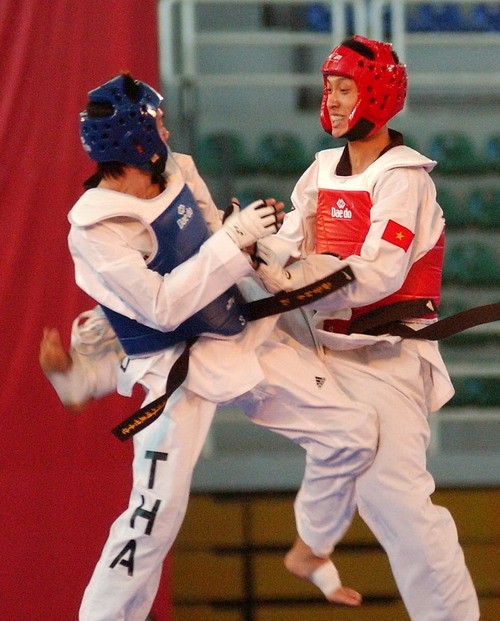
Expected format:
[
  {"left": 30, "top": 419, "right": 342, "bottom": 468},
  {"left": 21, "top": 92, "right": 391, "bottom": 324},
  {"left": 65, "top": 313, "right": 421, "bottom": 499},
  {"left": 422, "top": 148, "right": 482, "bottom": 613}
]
[
  {"left": 80, "top": 74, "right": 168, "bottom": 173},
  {"left": 320, "top": 35, "right": 407, "bottom": 141}
]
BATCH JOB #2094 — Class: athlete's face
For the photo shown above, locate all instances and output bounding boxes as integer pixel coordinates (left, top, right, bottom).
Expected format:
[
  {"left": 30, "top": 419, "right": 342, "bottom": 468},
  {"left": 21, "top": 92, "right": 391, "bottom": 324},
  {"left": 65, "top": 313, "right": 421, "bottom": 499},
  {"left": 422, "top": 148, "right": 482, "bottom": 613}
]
[
  {"left": 325, "top": 75, "right": 358, "bottom": 138},
  {"left": 155, "top": 108, "right": 169, "bottom": 144}
]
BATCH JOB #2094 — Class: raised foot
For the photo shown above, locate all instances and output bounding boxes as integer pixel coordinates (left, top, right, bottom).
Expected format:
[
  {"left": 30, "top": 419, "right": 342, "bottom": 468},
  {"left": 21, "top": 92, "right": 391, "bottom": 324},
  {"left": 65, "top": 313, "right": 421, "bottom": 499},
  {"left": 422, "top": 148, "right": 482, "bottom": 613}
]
[{"left": 284, "top": 539, "right": 362, "bottom": 607}]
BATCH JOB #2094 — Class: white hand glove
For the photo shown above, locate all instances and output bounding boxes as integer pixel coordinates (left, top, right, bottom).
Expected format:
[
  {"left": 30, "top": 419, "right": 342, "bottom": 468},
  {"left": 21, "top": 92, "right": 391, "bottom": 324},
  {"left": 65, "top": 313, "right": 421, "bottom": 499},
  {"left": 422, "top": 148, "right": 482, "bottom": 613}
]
[
  {"left": 223, "top": 199, "right": 278, "bottom": 249},
  {"left": 254, "top": 240, "right": 294, "bottom": 292},
  {"left": 256, "top": 242, "right": 346, "bottom": 294}
]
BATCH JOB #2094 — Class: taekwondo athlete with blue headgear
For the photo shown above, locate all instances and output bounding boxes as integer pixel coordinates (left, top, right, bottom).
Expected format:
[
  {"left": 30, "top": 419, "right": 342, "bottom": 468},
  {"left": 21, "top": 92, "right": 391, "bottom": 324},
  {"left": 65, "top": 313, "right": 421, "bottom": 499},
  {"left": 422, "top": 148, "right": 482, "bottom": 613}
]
[
  {"left": 69, "top": 72, "right": 281, "bottom": 621},
  {"left": 56, "top": 72, "right": 379, "bottom": 620}
]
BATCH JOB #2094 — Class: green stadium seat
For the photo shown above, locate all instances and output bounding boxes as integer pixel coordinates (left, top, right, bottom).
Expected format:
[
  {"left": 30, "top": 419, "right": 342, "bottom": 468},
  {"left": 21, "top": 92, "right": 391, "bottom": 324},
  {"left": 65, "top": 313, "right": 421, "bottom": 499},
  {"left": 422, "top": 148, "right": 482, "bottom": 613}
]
[
  {"left": 194, "top": 132, "right": 255, "bottom": 176},
  {"left": 429, "top": 132, "right": 487, "bottom": 175},
  {"left": 314, "top": 133, "right": 346, "bottom": 154},
  {"left": 466, "top": 186, "right": 500, "bottom": 228},
  {"left": 437, "top": 186, "right": 467, "bottom": 229},
  {"left": 236, "top": 186, "right": 282, "bottom": 207},
  {"left": 404, "top": 133, "right": 420, "bottom": 152},
  {"left": 443, "top": 240, "right": 500, "bottom": 286},
  {"left": 437, "top": 297, "right": 469, "bottom": 319},
  {"left": 449, "top": 377, "right": 500, "bottom": 408},
  {"left": 255, "top": 132, "right": 311, "bottom": 175}
]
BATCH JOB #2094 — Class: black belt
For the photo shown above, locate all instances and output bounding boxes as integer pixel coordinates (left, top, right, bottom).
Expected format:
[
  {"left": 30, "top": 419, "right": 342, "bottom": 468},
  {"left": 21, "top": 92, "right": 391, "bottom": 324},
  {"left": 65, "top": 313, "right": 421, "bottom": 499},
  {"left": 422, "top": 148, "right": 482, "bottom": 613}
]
[
  {"left": 348, "top": 299, "right": 500, "bottom": 340},
  {"left": 113, "top": 288, "right": 500, "bottom": 441},
  {"left": 112, "top": 266, "right": 355, "bottom": 441}
]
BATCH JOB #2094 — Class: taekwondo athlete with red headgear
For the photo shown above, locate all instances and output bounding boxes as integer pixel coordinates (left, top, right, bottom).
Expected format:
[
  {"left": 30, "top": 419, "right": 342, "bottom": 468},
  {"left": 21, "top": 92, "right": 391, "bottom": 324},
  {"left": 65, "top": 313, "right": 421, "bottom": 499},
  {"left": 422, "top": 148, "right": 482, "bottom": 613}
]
[{"left": 256, "top": 36, "right": 480, "bottom": 621}]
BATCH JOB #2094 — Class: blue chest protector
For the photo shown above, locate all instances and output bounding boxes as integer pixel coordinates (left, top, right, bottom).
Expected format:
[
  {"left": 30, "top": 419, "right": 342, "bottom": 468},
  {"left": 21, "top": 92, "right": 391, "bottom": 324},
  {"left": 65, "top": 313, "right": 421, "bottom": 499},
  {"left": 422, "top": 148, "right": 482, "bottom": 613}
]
[{"left": 101, "top": 185, "right": 247, "bottom": 355}]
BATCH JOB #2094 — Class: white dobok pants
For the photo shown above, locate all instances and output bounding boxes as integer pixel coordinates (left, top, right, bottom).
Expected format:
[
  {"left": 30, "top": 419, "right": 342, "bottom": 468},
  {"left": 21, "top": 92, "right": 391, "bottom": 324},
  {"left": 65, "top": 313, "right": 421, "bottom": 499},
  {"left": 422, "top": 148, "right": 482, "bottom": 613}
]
[
  {"left": 307, "top": 338, "right": 480, "bottom": 621},
  {"left": 79, "top": 321, "right": 378, "bottom": 621}
]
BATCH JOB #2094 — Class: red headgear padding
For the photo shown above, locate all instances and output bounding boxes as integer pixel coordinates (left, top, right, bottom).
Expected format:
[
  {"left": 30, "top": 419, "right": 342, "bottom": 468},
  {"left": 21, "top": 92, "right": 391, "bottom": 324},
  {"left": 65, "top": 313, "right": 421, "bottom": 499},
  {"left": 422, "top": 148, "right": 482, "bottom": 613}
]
[{"left": 320, "top": 36, "right": 408, "bottom": 141}]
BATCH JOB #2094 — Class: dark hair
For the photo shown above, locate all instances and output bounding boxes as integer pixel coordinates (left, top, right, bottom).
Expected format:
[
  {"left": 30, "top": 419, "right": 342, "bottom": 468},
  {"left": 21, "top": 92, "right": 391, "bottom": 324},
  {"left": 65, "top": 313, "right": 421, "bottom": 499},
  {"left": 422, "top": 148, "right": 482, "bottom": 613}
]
[
  {"left": 341, "top": 37, "right": 400, "bottom": 64},
  {"left": 82, "top": 162, "right": 126, "bottom": 190},
  {"left": 121, "top": 72, "right": 140, "bottom": 102}
]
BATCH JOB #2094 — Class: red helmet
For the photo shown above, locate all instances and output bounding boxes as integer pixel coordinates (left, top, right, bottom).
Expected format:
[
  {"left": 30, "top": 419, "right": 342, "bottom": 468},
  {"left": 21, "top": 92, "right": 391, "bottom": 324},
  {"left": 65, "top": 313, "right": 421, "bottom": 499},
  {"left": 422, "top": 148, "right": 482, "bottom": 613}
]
[{"left": 320, "top": 36, "right": 408, "bottom": 141}]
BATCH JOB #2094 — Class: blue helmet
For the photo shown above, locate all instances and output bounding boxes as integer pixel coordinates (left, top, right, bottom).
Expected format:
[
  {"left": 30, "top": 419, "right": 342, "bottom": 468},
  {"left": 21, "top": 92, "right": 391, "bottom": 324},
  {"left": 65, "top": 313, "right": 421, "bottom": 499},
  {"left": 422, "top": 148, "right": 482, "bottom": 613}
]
[{"left": 79, "top": 74, "right": 168, "bottom": 173}]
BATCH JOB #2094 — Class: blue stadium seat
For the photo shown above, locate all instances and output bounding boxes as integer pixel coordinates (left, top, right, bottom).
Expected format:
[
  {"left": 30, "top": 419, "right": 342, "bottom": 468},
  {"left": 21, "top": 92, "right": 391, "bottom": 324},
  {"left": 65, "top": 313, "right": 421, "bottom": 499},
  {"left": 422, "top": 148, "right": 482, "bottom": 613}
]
[
  {"left": 485, "top": 135, "right": 500, "bottom": 172},
  {"left": 305, "top": 3, "right": 355, "bottom": 34},
  {"left": 305, "top": 3, "right": 331, "bottom": 32},
  {"left": 407, "top": 3, "right": 468, "bottom": 32},
  {"left": 470, "top": 4, "right": 500, "bottom": 31}
]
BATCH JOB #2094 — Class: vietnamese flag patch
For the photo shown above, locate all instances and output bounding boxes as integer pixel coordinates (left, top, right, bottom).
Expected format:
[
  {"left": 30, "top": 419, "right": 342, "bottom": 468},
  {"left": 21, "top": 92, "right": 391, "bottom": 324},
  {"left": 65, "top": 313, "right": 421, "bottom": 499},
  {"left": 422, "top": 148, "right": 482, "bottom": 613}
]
[{"left": 381, "top": 219, "right": 415, "bottom": 252}]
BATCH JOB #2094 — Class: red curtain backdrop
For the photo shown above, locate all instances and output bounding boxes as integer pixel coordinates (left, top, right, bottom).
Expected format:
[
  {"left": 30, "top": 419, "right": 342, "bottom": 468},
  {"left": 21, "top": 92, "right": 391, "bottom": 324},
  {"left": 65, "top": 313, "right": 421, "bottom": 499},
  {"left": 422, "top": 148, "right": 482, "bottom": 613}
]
[{"left": 0, "top": 2, "right": 172, "bottom": 619}]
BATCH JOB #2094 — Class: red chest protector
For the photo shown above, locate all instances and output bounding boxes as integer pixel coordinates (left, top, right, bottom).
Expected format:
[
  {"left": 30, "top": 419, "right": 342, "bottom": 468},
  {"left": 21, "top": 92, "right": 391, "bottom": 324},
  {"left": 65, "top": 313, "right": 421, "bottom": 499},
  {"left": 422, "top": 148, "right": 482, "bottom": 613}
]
[{"left": 316, "top": 188, "right": 444, "bottom": 320}]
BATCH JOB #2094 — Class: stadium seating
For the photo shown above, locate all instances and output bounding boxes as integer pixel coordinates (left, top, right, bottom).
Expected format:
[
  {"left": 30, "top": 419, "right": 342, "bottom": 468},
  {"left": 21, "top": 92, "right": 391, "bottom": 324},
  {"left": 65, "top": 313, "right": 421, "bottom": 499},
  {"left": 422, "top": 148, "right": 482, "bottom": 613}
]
[
  {"left": 236, "top": 185, "right": 282, "bottom": 207},
  {"left": 305, "top": 3, "right": 356, "bottom": 34},
  {"left": 450, "top": 376, "right": 500, "bottom": 407},
  {"left": 429, "top": 132, "right": 488, "bottom": 175},
  {"left": 438, "top": 296, "right": 469, "bottom": 319},
  {"left": 313, "top": 133, "right": 346, "bottom": 155},
  {"left": 403, "top": 134, "right": 421, "bottom": 152},
  {"left": 485, "top": 134, "right": 500, "bottom": 172},
  {"left": 255, "top": 132, "right": 311, "bottom": 175},
  {"left": 173, "top": 490, "right": 500, "bottom": 620},
  {"left": 407, "top": 3, "right": 469, "bottom": 32},
  {"left": 470, "top": 3, "right": 500, "bottom": 31},
  {"left": 443, "top": 239, "right": 500, "bottom": 285},
  {"left": 437, "top": 186, "right": 467, "bottom": 228},
  {"left": 194, "top": 132, "right": 256, "bottom": 176},
  {"left": 465, "top": 186, "right": 500, "bottom": 228}
]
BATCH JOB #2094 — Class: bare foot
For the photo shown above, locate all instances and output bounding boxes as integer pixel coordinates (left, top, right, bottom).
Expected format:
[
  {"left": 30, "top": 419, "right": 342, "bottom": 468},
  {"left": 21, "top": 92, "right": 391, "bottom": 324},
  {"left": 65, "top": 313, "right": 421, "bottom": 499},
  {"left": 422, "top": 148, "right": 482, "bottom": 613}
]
[
  {"left": 39, "top": 328, "right": 72, "bottom": 375},
  {"left": 39, "top": 328, "right": 90, "bottom": 412},
  {"left": 284, "top": 536, "right": 362, "bottom": 606}
]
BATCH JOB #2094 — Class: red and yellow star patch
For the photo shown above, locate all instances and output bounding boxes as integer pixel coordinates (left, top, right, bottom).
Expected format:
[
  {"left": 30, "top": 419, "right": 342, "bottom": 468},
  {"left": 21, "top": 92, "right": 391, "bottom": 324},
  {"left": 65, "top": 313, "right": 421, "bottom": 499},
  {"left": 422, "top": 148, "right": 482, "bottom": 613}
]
[{"left": 381, "top": 219, "right": 415, "bottom": 252}]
